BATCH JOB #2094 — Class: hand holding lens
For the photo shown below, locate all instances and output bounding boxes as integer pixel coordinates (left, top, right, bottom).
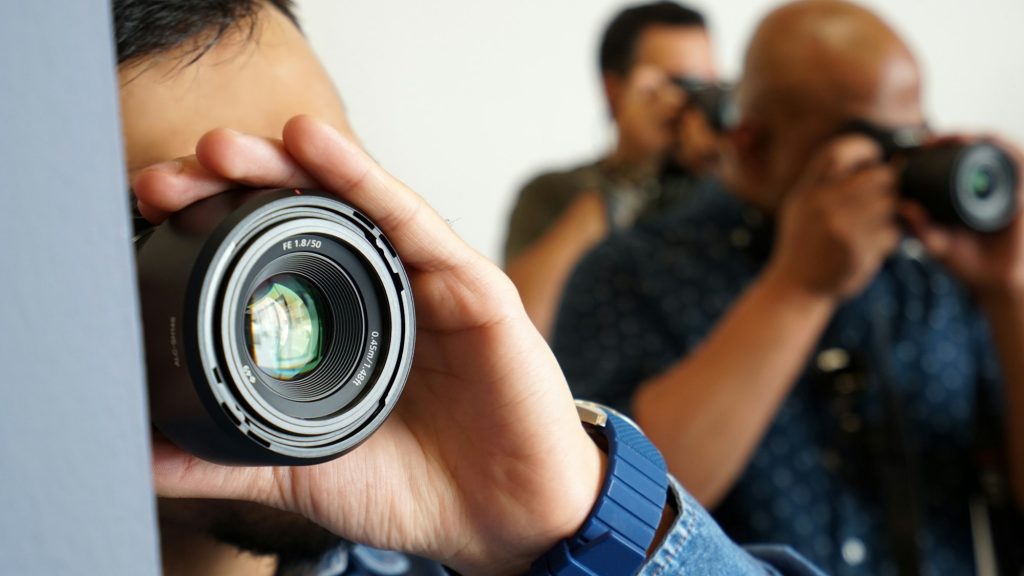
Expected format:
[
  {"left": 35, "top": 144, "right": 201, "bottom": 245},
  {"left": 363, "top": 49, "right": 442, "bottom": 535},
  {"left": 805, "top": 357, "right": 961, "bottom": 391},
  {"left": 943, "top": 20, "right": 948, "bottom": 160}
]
[{"left": 843, "top": 119, "right": 1019, "bottom": 233}]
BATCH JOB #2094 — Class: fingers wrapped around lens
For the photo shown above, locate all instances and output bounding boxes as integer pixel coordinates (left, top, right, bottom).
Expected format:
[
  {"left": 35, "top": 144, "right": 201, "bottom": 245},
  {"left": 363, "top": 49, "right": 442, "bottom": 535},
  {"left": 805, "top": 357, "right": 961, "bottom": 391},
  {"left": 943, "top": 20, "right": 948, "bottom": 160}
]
[
  {"left": 132, "top": 117, "right": 517, "bottom": 332},
  {"left": 807, "top": 135, "right": 885, "bottom": 184},
  {"left": 150, "top": 432, "right": 283, "bottom": 505},
  {"left": 835, "top": 165, "right": 902, "bottom": 250},
  {"left": 281, "top": 116, "right": 484, "bottom": 272},
  {"left": 132, "top": 128, "right": 319, "bottom": 223},
  {"left": 133, "top": 118, "right": 481, "bottom": 275}
]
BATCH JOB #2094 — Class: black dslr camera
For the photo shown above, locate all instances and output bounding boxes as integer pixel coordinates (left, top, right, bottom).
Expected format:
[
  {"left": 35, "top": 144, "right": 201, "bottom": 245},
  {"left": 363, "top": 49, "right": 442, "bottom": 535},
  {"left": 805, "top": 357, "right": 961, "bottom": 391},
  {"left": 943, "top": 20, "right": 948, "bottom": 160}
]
[
  {"left": 135, "top": 189, "right": 416, "bottom": 465},
  {"left": 671, "top": 76, "right": 736, "bottom": 132},
  {"left": 846, "top": 119, "right": 1019, "bottom": 233}
]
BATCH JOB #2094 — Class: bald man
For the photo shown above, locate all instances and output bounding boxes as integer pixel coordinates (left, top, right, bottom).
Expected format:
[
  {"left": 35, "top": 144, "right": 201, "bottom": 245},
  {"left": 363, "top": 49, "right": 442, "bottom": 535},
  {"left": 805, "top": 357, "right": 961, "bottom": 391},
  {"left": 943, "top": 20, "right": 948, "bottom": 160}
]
[{"left": 555, "top": 1, "right": 1024, "bottom": 574}]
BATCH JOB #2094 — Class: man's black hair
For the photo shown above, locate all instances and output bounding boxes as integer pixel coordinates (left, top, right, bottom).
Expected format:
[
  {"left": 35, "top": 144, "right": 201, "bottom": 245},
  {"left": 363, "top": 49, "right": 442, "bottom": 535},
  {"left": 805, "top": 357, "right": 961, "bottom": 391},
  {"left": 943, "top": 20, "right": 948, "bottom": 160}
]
[
  {"left": 112, "top": 0, "right": 297, "bottom": 66},
  {"left": 599, "top": 1, "right": 706, "bottom": 75}
]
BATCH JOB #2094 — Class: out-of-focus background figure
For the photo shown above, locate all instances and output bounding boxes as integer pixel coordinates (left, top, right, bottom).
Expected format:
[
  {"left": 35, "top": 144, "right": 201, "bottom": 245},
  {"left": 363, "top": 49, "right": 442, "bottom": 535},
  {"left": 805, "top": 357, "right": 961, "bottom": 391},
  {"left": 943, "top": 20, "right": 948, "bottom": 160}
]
[
  {"left": 554, "top": 1, "right": 1024, "bottom": 574},
  {"left": 502, "top": 1, "right": 723, "bottom": 338},
  {"left": 281, "top": 2, "right": 1023, "bottom": 574},
  {"left": 298, "top": 0, "right": 1024, "bottom": 265}
]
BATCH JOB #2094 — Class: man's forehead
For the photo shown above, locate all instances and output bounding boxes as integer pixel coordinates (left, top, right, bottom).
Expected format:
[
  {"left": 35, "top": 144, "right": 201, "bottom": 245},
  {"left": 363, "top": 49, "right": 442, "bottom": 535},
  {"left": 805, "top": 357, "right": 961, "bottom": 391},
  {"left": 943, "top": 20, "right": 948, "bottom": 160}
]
[
  {"left": 118, "top": 4, "right": 351, "bottom": 174},
  {"left": 632, "top": 25, "right": 714, "bottom": 79}
]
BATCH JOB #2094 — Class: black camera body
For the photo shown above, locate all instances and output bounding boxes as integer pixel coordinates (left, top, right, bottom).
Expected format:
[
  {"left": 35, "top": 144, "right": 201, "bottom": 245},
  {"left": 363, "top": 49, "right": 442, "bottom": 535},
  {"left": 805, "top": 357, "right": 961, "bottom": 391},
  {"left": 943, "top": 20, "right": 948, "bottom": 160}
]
[
  {"left": 135, "top": 189, "right": 415, "bottom": 465},
  {"left": 846, "top": 120, "right": 1019, "bottom": 233},
  {"left": 671, "top": 76, "right": 736, "bottom": 132}
]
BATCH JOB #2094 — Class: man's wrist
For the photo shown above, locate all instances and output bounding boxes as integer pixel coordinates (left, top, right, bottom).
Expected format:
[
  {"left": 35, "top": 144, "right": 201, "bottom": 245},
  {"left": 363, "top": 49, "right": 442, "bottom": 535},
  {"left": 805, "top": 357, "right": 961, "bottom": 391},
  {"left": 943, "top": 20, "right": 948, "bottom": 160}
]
[
  {"left": 513, "top": 432, "right": 609, "bottom": 575},
  {"left": 446, "top": 427, "right": 608, "bottom": 576},
  {"left": 524, "top": 404, "right": 670, "bottom": 576},
  {"left": 566, "top": 430, "right": 610, "bottom": 535},
  {"left": 975, "top": 280, "right": 1024, "bottom": 311},
  {"left": 758, "top": 266, "right": 841, "bottom": 314}
]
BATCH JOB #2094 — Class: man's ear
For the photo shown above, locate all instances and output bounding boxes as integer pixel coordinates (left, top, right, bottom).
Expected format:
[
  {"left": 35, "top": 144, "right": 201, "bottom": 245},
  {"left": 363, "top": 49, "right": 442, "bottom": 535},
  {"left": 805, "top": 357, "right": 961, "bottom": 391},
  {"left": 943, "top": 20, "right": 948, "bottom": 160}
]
[
  {"left": 602, "top": 72, "right": 624, "bottom": 120},
  {"left": 732, "top": 121, "right": 771, "bottom": 178},
  {"left": 720, "top": 120, "right": 770, "bottom": 194}
]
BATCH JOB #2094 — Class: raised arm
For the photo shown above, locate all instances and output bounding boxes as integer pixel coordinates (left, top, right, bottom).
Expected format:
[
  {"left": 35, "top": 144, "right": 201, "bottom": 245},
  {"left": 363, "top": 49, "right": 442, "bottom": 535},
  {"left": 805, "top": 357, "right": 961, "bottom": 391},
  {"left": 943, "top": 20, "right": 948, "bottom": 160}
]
[
  {"left": 633, "top": 137, "right": 900, "bottom": 505},
  {"left": 506, "top": 191, "right": 607, "bottom": 338}
]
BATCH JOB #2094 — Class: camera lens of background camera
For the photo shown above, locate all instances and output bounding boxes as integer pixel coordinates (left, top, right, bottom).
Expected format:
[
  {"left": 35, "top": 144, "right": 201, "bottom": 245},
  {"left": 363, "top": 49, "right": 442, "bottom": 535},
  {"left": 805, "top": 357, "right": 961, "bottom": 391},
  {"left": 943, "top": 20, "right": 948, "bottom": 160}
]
[
  {"left": 969, "top": 165, "right": 995, "bottom": 200},
  {"left": 899, "top": 141, "right": 1018, "bottom": 232},
  {"left": 245, "top": 273, "right": 327, "bottom": 381},
  {"left": 954, "top": 143, "right": 1016, "bottom": 231}
]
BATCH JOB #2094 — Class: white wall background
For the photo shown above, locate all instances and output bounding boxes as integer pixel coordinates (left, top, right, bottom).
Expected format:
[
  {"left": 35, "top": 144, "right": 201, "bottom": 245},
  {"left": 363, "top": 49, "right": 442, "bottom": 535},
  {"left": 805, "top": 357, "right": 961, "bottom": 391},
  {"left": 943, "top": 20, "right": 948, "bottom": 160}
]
[{"left": 297, "top": 0, "right": 1024, "bottom": 263}]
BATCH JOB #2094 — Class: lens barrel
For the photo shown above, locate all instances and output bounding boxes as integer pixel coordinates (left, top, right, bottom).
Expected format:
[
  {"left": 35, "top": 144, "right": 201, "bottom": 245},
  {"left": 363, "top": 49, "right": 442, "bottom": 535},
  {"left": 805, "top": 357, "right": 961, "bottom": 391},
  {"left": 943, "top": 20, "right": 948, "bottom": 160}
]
[
  {"left": 136, "top": 189, "right": 415, "bottom": 465},
  {"left": 842, "top": 120, "right": 1019, "bottom": 232},
  {"left": 901, "top": 142, "right": 1018, "bottom": 233}
]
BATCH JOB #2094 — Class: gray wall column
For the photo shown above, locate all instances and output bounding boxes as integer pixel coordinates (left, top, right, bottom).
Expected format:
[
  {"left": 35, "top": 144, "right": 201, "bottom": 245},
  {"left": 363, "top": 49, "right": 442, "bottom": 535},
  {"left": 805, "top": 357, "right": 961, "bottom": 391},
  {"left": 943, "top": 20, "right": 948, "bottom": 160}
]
[{"left": 0, "top": 1, "right": 161, "bottom": 574}]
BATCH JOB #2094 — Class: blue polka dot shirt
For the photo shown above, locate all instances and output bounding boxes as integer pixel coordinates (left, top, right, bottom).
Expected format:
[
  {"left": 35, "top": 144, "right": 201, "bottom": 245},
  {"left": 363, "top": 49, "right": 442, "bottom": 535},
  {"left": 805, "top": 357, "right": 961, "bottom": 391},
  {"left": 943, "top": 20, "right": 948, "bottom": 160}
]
[{"left": 553, "top": 181, "right": 1005, "bottom": 576}]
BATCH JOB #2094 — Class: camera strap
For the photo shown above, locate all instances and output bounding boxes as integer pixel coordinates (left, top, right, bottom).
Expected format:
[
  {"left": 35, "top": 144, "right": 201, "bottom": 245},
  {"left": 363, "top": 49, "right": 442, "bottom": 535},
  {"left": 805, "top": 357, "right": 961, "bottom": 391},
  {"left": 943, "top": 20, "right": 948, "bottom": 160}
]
[
  {"left": 866, "top": 308, "right": 924, "bottom": 576},
  {"left": 971, "top": 376, "right": 1024, "bottom": 575},
  {"left": 818, "top": 342, "right": 923, "bottom": 576},
  {"left": 817, "top": 291, "right": 924, "bottom": 576}
]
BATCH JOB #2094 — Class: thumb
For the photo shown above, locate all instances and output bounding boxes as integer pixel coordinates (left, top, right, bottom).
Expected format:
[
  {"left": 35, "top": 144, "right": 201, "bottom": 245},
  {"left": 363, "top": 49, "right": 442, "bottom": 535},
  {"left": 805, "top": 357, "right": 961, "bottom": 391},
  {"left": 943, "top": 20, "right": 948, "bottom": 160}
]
[
  {"left": 151, "top": 434, "right": 282, "bottom": 505},
  {"left": 804, "top": 135, "right": 884, "bottom": 185}
]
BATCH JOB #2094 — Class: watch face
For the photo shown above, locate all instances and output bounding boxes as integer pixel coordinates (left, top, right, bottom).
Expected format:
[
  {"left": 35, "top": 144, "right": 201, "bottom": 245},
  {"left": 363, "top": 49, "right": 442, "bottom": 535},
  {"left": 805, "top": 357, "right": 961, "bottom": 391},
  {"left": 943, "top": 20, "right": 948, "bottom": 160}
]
[{"left": 574, "top": 400, "right": 609, "bottom": 428}]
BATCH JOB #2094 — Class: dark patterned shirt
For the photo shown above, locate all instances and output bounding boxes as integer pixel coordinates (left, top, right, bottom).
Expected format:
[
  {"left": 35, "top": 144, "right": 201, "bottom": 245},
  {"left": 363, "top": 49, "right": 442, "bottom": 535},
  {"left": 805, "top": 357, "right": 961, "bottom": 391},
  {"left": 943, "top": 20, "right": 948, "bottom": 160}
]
[{"left": 553, "top": 181, "right": 1005, "bottom": 576}]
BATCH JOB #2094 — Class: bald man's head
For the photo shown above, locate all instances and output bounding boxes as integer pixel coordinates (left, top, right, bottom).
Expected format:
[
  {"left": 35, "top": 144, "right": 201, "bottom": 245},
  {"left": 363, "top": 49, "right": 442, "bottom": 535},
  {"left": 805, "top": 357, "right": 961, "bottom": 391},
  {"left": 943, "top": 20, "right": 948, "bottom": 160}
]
[{"left": 724, "top": 0, "right": 925, "bottom": 208}]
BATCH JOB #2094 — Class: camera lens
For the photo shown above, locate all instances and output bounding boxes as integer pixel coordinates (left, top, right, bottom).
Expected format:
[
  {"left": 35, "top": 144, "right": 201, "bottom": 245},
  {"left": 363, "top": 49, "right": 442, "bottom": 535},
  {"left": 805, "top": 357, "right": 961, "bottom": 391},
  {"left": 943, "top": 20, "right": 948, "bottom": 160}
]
[
  {"left": 900, "top": 142, "right": 1018, "bottom": 232},
  {"left": 968, "top": 165, "right": 995, "bottom": 200},
  {"left": 136, "top": 189, "right": 416, "bottom": 466},
  {"left": 246, "top": 273, "right": 327, "bottom": 381},
  {"left": 953, "top": 144, "right": 1016, "bottom": 232}
]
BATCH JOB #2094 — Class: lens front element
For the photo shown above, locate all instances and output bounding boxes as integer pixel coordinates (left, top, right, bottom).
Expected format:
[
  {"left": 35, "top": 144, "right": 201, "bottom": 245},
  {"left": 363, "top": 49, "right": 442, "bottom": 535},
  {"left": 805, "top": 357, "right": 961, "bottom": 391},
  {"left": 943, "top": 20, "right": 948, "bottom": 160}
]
[
  {"left": 970, "top": 165, "right": 994, "bottom": 200},
  {"left": 953, "top": 143, "right": 1017, "bottom": 232},
  {"left": 246, "top": 274, "right": 327, "bottom": 381}
]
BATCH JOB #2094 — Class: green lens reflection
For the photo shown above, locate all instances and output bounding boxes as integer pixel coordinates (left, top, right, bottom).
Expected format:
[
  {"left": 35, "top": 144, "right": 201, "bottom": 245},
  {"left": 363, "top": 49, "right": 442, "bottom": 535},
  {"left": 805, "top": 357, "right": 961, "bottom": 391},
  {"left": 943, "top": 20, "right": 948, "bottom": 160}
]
[
  {"left": 245, "top": 274, "right": 326, "bottom": 381},
  {"left": 971, "top": 167, "right": 993, "bottom": 199}
]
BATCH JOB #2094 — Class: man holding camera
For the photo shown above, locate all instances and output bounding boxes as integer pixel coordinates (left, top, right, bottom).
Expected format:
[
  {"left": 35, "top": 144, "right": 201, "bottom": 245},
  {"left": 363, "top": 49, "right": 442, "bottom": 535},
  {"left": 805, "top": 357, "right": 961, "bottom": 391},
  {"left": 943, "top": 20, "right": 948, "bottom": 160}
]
[
  {"left": 503, "top": 1, "right": 722, "bottom": 338},
  {"left": 555, "top": 1, "right": 1024, "bottom": 574},
  {"left": 119, "top": 1, "right": 824, "bottom": 575}
]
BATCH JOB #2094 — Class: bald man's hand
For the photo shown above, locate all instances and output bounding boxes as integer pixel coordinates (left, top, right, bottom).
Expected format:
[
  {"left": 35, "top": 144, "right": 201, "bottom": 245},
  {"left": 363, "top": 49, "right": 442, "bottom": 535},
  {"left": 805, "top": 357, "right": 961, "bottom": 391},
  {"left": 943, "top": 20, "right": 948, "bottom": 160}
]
[{"left": 766, "top": 135, "right": 901, "bottom": 301}]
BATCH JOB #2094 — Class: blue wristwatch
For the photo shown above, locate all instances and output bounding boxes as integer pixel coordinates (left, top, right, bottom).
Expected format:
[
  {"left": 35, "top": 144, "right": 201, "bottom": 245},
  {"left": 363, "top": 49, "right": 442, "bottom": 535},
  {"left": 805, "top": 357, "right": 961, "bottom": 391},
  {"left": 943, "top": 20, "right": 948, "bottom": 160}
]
[{"left": 529, "top": 401, "right": 670, "bottom": 576}]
